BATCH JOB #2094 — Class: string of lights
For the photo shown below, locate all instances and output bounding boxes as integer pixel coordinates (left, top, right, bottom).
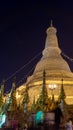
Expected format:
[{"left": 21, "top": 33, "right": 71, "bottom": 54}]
[
  {"left": 61, "top": 51, "right": 73, "bottom": 62},
  {"left": 3, "top": 50, "right": 73, "bottom": 87},
  {"left": 16, "top": 51, "right": 73, "bottom": 86},
  {"left": 16, "top": 65, "right": 36, "bottom": 86},
  {"left": 4, "top": 51, "right": 42, "bottom": 83}
]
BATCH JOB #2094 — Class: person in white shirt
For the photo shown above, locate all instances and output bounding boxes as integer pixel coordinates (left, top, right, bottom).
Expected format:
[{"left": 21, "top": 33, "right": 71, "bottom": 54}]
[{"left": 65, "top": 118, "right": 73, "bottom": 130}]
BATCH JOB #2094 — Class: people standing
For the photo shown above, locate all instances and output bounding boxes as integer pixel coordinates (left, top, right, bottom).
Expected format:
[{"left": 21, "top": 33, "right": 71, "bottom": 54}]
[
  {"left": 65, "top": 118, "right": 73, "bottom": 130},
  {"left": 22, "top": 126, "right": 27, "bottom": 130},
  {"left": 54, "top": 101, "right": 64, "bottom": 130}
]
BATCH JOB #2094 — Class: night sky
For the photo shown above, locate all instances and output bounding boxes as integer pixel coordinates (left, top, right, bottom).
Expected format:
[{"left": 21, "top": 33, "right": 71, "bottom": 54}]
[{"left": 0, "top": 1, "right": 73, "bottom": 92}]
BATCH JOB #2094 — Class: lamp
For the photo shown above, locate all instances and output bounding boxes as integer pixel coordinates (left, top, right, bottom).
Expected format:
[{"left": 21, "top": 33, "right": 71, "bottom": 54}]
[{"left": 48, "top": 84, "right": 57, "bottom": 95}]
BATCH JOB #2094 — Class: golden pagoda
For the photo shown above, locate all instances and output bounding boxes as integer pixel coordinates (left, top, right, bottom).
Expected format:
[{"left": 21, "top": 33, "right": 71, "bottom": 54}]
[{"left": 16, "top": 21, "right": 73, "bottom": 105}]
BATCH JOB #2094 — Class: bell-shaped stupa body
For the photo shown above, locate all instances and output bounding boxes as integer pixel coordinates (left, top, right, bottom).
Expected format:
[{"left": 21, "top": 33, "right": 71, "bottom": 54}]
[{"left": 27, "top": 22, "right": 73, "bottom": 86}]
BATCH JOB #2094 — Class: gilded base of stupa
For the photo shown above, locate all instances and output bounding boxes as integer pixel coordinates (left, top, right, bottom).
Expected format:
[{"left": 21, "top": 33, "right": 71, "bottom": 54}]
[{"left": 28, "top": 78, "right": 73, "bottom": 105}]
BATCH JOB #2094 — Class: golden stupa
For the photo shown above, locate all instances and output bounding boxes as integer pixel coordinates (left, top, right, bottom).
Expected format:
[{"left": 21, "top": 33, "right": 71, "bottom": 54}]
[{"left": 16, "top": 22, "right": 73, "bottom": 105}]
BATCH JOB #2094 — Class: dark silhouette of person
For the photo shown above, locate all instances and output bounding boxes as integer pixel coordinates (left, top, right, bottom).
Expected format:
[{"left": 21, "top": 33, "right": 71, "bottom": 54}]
[{"left": 54, "top": 101, "right": 64, "bottom": 130}]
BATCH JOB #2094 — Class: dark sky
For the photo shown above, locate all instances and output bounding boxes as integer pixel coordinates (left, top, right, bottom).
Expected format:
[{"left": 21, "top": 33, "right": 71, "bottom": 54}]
[{"left": 0, "top": 1, "right": 73, "bottom": 92}]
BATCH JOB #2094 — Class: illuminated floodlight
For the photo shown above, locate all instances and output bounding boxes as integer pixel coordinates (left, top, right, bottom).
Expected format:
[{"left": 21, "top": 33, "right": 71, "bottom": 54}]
[
  {"left": 48, "top": 84, "right": 57, "bottom": 96},
  {"left": 48, "top": 84, "right": 57, "bottom": 90}
]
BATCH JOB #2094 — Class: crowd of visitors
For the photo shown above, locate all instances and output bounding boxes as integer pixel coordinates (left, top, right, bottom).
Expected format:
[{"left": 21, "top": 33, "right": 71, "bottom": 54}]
[{"left": 1, "top": 101, "right": 73, "bottom": 130}]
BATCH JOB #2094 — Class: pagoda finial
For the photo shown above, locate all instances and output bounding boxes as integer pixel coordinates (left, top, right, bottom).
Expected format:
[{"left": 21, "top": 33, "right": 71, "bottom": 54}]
[{"left": 50, "top": 20, "right": 53, "bottom": 27}]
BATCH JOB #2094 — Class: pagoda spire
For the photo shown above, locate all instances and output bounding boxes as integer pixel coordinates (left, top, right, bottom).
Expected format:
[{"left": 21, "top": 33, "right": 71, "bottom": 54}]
[
  {"left": 58, "top": 79, "right": 66, "bottom": 101},
  {"left": 1, "top": 80, "right": 5, "bottom": 97},
  {"left": 36, "top": 70, "right": 49, "bottom": 111},
  {"left": 23, "top": 84, "right": 29, "bottom": 113},
  {"left": 2, "top": 80, "right": 16, "bottom": 114},
  {"left": 0, "top": 80, "right": 5, "bottom": 111},
  {"left": 8, "top": 80, "right": 17, "bottom": 111},
  {"left": 58, "top": 79, "right": 66, "bottom": 112}
]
